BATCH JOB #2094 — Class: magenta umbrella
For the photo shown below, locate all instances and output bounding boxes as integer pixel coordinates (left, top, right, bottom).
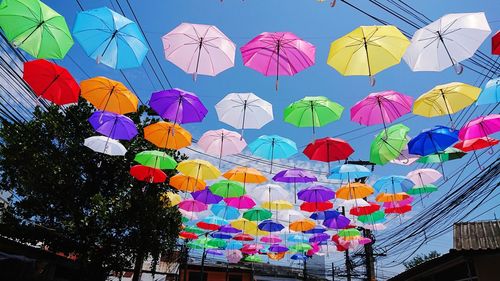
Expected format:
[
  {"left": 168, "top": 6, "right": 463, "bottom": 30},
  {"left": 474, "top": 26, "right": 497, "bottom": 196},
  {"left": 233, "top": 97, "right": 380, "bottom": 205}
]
[
  {"left": 240, "top": 32, "right": 315, "bottom": 90},
  {"left": 178, "top": 199, "right": 207, "bottom": 212},
  {"left": 224, "top": 195, "right": 256, "bottom": 209},
  {"left": 261, "top": 235, "right": 282, "bottom": 244},
  {"left": 459, "top": 114, "right": 500, "bottom": 140}
]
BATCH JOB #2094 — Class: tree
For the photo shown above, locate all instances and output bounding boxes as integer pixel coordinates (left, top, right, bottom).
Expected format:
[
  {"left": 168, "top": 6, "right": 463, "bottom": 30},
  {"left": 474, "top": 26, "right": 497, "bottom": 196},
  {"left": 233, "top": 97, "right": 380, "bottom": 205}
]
[
  {"left": 403, "top": 251, "right": 441, "bottom": 269},
  {"left": 0, "top": 100, "right": 184, "bottom": 281}
]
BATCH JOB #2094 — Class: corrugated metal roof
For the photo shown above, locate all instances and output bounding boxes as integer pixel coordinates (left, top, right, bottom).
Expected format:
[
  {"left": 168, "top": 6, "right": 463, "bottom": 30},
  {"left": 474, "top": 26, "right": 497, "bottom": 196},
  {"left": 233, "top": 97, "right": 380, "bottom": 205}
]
[{"left": 453, "top": 220, "right": 500, "bottom": 250}]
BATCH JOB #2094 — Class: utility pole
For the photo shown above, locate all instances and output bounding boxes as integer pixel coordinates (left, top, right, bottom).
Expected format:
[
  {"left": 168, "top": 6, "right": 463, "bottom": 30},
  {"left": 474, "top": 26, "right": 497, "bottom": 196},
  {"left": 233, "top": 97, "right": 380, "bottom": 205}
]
[
  {"left": 340, "top": 206, "right": 352, "bottom": 281},
  {"left": 331, "top": 262, "right": 335, "bottom": 281}
]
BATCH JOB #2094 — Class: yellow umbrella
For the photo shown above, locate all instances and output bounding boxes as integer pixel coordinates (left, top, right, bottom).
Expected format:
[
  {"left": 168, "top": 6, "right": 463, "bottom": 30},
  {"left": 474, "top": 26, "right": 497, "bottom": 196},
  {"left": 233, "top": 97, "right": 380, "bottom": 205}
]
[
  {"left": 336, "top": 182, "right": 374, "bottom": 200},
  {"left": 327, "top": 26, "right": 409, "bottom": 85},
  {"left": 262, "top": 200, "right": 294, "bottom": 210},
  {"left": 144, "top": 121, "right": 192, "bottom": 149},
  {"left": 177, "top": 159, "right": 221, "bottom": 180},
  {"left": 169, "top": 174, "right": 206, "bottom": 192},
  {"left": 231, "top": 218, "right": 269, "bottom": 236},
  {"left": 289, "top": 219, "right": 316, "bottom": 232},
  {"left": 413, "top": 82, "right": 481, "bottom": 125},
  {"left": 160, "top": 191, "right": 181, "bottom": 207},
  {"left": 80, "top": 76, "right": 138, "bottom": 114}
]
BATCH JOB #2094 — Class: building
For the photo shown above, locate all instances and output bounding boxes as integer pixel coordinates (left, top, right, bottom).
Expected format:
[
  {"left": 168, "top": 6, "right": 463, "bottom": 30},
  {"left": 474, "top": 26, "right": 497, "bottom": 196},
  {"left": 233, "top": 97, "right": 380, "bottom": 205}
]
[{"left": 389, "top": 220, "right": 500, "bottom": 281}]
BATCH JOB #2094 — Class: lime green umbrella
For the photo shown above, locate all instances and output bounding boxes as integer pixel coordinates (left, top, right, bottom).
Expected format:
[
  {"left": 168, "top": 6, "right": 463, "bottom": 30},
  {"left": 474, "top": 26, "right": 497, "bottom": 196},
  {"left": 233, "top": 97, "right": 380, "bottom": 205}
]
[
  {"left": 290, "top": 243, "right": 312, "bottom": 252},
  {"left": 284, "top": 96, "right": 344, "bottom": 138},
  {"left": 134, "top": 150, "right": 177, "bottom": 170},
  {"left": 243, "top": 207, "right": 272, "bottom": 221},
  {"left": 184, "top": 226, "right": 206, "bottom": 235},
  {"left": 407, "top": 184, "right": 438, "bottom": 195},
  {"left": 0, "top": 0, "right": 73, "bottom": 59},
  {"left": 358, "top": 210, "right": 385, "bottom": 224},
  {"left": 244, "top": 255, "right": 263, "bottom": 263},
  {"left": 370, "top": 124, "right": 410, "bottom": 165},
  {"left": 338, "top": 228, "right": 361, "bottom": 239},
  {"left": 209, "top": 180, "right": 245, "bottom": 198},
  {"left": 187, "top": 237, "right": 217, "bottom": 249}
]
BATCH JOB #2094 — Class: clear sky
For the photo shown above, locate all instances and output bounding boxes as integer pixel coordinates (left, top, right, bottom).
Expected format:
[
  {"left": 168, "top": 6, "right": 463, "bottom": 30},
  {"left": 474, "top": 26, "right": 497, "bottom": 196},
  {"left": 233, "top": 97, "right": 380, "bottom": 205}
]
[{"left": 40, "top": 0, "right": 500, "bottom": 278}]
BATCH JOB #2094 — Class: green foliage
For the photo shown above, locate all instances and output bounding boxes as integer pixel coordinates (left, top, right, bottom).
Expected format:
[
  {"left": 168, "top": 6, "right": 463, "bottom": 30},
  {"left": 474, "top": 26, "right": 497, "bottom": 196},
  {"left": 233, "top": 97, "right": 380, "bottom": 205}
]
[
  {"left": 0, "top": 100, "right": 185, "bottom": 280},
  {"left": 403, "top": 250, "right": 441, "bottom": 269}
]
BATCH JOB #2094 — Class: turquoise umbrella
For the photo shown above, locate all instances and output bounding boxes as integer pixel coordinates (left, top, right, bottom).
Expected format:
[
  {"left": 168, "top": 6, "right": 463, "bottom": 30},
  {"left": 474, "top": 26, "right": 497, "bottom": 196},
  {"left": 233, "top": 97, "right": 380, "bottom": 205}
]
[{"left": 248, "top": 135, "right": 297, "bottom": 173}]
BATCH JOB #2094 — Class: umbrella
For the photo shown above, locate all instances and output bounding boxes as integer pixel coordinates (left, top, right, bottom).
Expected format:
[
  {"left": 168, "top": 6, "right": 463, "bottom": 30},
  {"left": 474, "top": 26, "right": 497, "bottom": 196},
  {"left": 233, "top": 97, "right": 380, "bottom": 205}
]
[
  {"left": 493, "top": 31, "right": 500, "bottom": 55},
  {"left": 297, "top": 185, "right": 335, "bottom": 202},
  {"left": 198, "top": 129, "right": 247, "bottom": 165},
  {"left": 219, "top": 225, "right": 242, "bottom": 234},
  {"left": 338, "top": 228, "right": 361, "bottom": 241},
  {"left": 243, "top": 208, "right": 273, "bottom": 221},
  {"left": 248, "top": 135, "right": 297, "bottom": 173},
  {"left": 290, "top": 243, "right": 312, "bottom": 252},
  {"left": 231, "top": 219, "right": 268, "bottom": 236},
  {"left": 273, "top": 168, "right": 317, "bottom": 202},
  {"left": 375, "top": 193, "right": 409, "bottom": 203},
  {"left": 269, "top": 244, "right": 288, "bottom": 253},
  {"left": 407, "top": 185, "right": 438, "bottom": 195},
  {"left": 351, "top": 91, "right": 413, "bottom": 132},
  {"left": 337, "top": 198, "right": 370, "bottom": 209},
  {"left": 179, "top": 199, "right": 207, "bottom": 212},
  {"left": 251, "top": 184, "right": 289, "bottom": 203},
  {"left": 268, "top": 252, "right": 286, "bottom": 260},
  {"left": 309, "top": 233, "right": 330, "bottom": 243},
  {"left": 383, "top": 197, "right": 413, "bottom": 209},
  {"left": 323, "top": 215, "right": 350, "bottom": 230},
  {"left": 258, "top": 220, "right": 285, "bottom": 232},
  {"left": 291, "top": 253, "right": 308, "bottom": 261},
  {"left": 300, "top": 201, "right": 333, "bottom": 212},
  {"left": 224, "top": 195, "right": 256, "bottom": 210},
  {"left": 130, "top": 165, "right": 167, "bottom": 183},
  {"left": 211, "top": 204, "right": 241, "bottom": 220},
  {"left": 183, "top": 226, "right": 206, "bottom": 235},
  {"left": 454, "top": 137, "right": 498, "bottom": 168},
  {"left": 176, "top": 159, "right": 221, "bottom": 180},
  {"left": 349, "top": 202, "right": 380, "bottom": 216},
  {"left": 358, "top": 211, "right": 386, "bottom": 224},
  {"left": 144, "top": 121, "right": 192, "bottom": 150},
  {"left": 84, "top": 136, "right": 126, "bottom": 156},
  {"left": 261, "top": 235, "right": 282, "bottom": 244},
  {"left": 210, "top": 180, "right": 245, "bottom": 198},
  {"left": 303, "top": 225, "right": 327, "bottom": 234},
  {"left": 459, "top": 114, "right": 500, "bottom": 141},
  {"left": 310, "top": 210, "right": 341, "bottom": 220},
  {"left": 284, "top": 96, "right": 344, "bottom": 138},
  {"left": 0, "top": 0, "right": 73, "bottom": 59},
  {"left": 170, "top": 174, "right": 205, "bottom": 192},
  {"left": 261, "top": 200, "right": 293, "bottom": 211},
  {"left": 417, "top": 147, "right": 466, "bottom": 175},
  {"left": 206, "top": 249, "right": 225, "bottom": 256},
  {"left": 370, "top": 124, "right": 410, "bottom": 165},
  {"left": 243, "top": 255, "right": 263, "bottom": 263},
  {"left": 22, "top": 59, "right": 79, "bottom": 105},
  {"left": 240, "top": 31, "right": 315, "bottom": 90},
  {"left": 404, "top": 12, "right": 491, "bottom": 74},
  {"left": 223, "top": 167, "right": 267, "bottom": 188},
  {"left": 187, "top": 237, "right": 217, "bottom": 249},
  {"left": 385, "top": 205, "right": 412, "bottom": 214},
  {"left": 289, "top": 219, "right": 316, "bottom": 232},
  {"left": 226, "top": 241, "right": 243, "bottom": 250},
  {"left": 162, "top": 23, "right": 235, "bottom": 79},
  {"left": 161, "top": 192, "right": 181, "bottom": 207},
  {"left": 80, "top": 77, "right": 138, "bottom": 114},
  {"left": 226, "top": 250, "right": 243, "bottom": 263},
  {"left": 408, "top": 126, "right": 458, "bottom": 156},
  {"left": 179, "top": 231, "right": 198, "bottom": 240},
  {"left": 327, "top": 25, "right": 409, "bottom": 86},
  {"left": 390, "top": 146, "right": 419, "bottom": 166},
  {"left": 406, "top": 169, "right": 442, "bottom": 186},
  {"left": 413, "top": 82, "right": 481, "bottom": 126},
  {"left": 287, "top": 234, "right": 309, "bottom": 243},
  {"left": 477, "top": 78, "right": 500, "bottom": 105},
  {"left": 73, "top": 7, "right": 148, "bottom": 69},
  {"left": 215, "top": 92, "right": 273, "bottom": 138},
  {"left": 149, "top": 88, "right": 207, "bottom": 125},
  {"left": 134, "top": 150, "right": 177, "bottom": 170},
  {"left": 233, "top": 233, "right": 255, "bottom": 241},
  {"left": 197, "top": 216, "right": 228, "bottom": 231},
  {"left": 277, "top": 210, "right": 305, "bottom": 224},
  {"left": 328, "top": 164, "right": 371, "bottom": 181},
  {"left": 192, "top": 189, "right": 223, "bottom": 204},
  {"left": 336, "top": 183, "right": 374, "bottom": 200},
  {"left": 88, "top": 111, "right": 138, "bottom": 141},
  {"left": 373, "top": 176, "right": 414, "bottom": 194},
  {"left": 303, "top": 137, "right": 354, "bottom": 171}
]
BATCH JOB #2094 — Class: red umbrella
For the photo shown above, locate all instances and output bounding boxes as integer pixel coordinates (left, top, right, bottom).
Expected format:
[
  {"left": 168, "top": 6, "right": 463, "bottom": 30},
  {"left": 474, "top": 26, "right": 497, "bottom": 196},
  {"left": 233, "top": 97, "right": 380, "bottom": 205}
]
[
  {"left": 349, "top": 202, "right": 380, "bottom": 216},
  {"left": 384, "top": 205, "right": 412, "bottom": 214},
  {"left": 493, "top": 31, "right": 500, "bottom": 55},
  {"left": 196, "top": 221, "right": 220, "bottom": 231},
  {"left": 130, "top": 165, "right": 167, "bottom": 183},
  {"left": 23, "top": 59, "right": 80, "bottom": 105},
  {"left": 300, "top": 201, "right": 333, "bottom": 212},
  {"left": 303, "top": 137, "right": 354, "bottom": 171},
  {"left": 179, "top": 231, "right": 198, "bottom": 240},
  {"left": 233, "top": 233, "right": 254, "bottom": 241},
  {"left": 454, "top": 137, "right": 499, "bottom": 169}
]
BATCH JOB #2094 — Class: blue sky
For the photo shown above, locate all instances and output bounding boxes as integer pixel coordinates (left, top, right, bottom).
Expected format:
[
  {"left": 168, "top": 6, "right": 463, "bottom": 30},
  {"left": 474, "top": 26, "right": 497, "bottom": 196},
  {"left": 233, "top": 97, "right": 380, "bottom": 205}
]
[{"left": 40, "top": 0, "right": 500, "bottom": 277}]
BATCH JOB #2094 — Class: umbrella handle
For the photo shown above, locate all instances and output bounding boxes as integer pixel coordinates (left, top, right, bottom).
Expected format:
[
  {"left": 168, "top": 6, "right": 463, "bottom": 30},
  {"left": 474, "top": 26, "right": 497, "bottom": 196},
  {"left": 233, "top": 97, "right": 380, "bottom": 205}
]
[
  {"left": 369, "top": 76, "right": 376, "bottom": 87},
  {"left": 453, "top": 63, "right": 463, "bottom": 75},
  {"left": 330, "top": 0, "right": 336, "bottom": 7}
]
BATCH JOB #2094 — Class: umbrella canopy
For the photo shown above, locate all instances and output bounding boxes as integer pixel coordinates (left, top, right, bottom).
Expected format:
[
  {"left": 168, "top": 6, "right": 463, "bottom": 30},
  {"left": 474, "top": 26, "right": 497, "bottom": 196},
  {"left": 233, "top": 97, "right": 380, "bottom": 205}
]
[
  {"left": 198, "top": 129, "right": 247, "bottom": 161},
  {"left": 179, "top": 231, "right": 198, "bottom": 240},
  {"left": 273, "top": 168, "right": 317, "bottom": 183},
  {"left": 240, "top": 31, "right": 315, "bottom": 90},
  {"left": 358, "top": 210, "right": 385, "bottom": 224},
  {"left": 233, "top": 233, "right": 254, "bottom": 241},
  {"left": 406, "top": 169, "right": 442, "bottom": 186},
  {"left": 178, "top": 199, "right": 207, "bottom": 212},
  {"left": 219, "top": 225, "right": 242, "bottom": 234},
  {"left": 192, "top": 189, "right": 223, "bottom": 204},
  {"left": 290, "top": 243, "right": 312, "bottom": 252},
  {"left": 385, "top": 205, "right": 412, "bottom": 214},
  {"left": 277, "top": 210, "right": 305, "bottom": 224},
  {"left": 134, "top": 150, "right": 177, "bottom": 170},
  {"left": 477, "top": 78, "right": 500, "bottom": 106},
  {"left": 300, "top": 201, "right": 333, "bottom": 212},
  {"left": 303, "top": 225, "right": 327, "bottom": 234},
  {"left": 338, "top": 228, "right": 361, "bottom": 240},
  {"left": 170, "top": 174, "right": 205, "bottom": 192},
  {"left": 226, "top": 241, "right": 243, "bottom": 250},
  {"left": 197, "top": 216, "right": 228, "bottom": 231},
  {"left": 407, "top": 185, "right": 438, "bottom": 195},
  {"left": 88, "top": 111, "right": 138, "bottom": 141},
  {"left": 130, "top": 165, "right": 167, "bottom": 183},
  {"left": 261, "top": 235, "right": 282, "bottom": 244},
  {"left": 303, "top": 137, "right": 354, "bottom": 169},
  {"left": 390, "top": 146, "right": 419, "bottom": 166},
  {"left": 375, "top": 192, "right": 410, "bottom": 203},
  {"left": 210, "top": 180, "right": 245, "bottom": 198},
  {"left": 243, "top": 208, "right": 273, "bottom": 221},
  {"left": 83, "top": 136, "right": 126, "bottom": 156},
  {"left": 350, "top": 202, "right": 380, "bottom": 216},
  {"left": 310, "top": 210, "right": 341, "bottom": 220},
  {"left": 268, "top": 252, "right": 286, "bottom": 260},
  {"left": 323, "top": 214, "right": 351, "bottom": 229},
  {"left": 23, "top": 59, "right": 79, "bottom": 105},
  {"left": 284, "top": 96, "right": 343, "bottom": 137},
  {"left": 336, "top": 183, "right": 374, "bottom": 200},
  {"left": 370, "top": 124, "right": 410, "bottom": 165},
  {"left": 231, "top": 219, "right": 268, "bottom": 236},
  {"left": 258, "top": 220, "right": 285, "bottom": 232},
  {"left": 404, "top": 12, "right": 491, "bottom": 73},
  {"left": 327, "top": 25, "right": 409, "bottom": 85},
  {"left": 177, "top": 159, "right": 220, "bottom": 180},
  {"left": 243, "top": 255, "right": 263, "bottom": 263},
  {"left": 224, "top": 195, "right": 256, "bottom": 209},
  {"left": 223, "top": 167, "right": 267, "bottom": 185},
  {"left": 454, "top": 137, "right": 499, "bottom": 152},
  {"left": 328, "top": 164, "right": 371, "bottom": 181},
  {"left": 251, "top": 184, "right": 289, "bottom": 203},
  {"left": 310, "top": 233, "right": 330, "bottom": 243},
  {"left": 269, "top": 244, "right": 288, "bottom": 253},
  {"left": 0, "top": 0, "right": 73, "bottom": 59},
  {"left": 289, "top": 219, "right": 316, "bottom": 232},
  {"left": 161, "top": 192, "right": 181, "bottom": 207},
  {"left": 291, "top": 253, "right": 308, "bottom": 261},
  {"left": 297, "top": 185, "right": 335, "bottom": 202},
  {"left": 73, "top": 7, "right": 148, "bottom": 69},
  {"left": 248, "top": 135, "right": 297, "bottom": 172},
  {"left": 459, "top": 114, "right": 500, "bottom": 140},
  {"left": 417, "top": 147, "right": 466, "bottom": 163},
  {"left": 226, "top": 250, "right": 243, "bottom": 263},
  {"left": 493, "top": 31, "right": 500, "bottom": 55},
  {"left": 162, "top": 23, "right": 235, "bottom": 79},
  {"left": 261, "top": 200, "right": 294, "bottom": 211},
  {"left": 408, "top": 126, "right": 459, "bottom": 156},
  {"left": 211, "top": 204, "right": 241, "bottom": 220},
  {"left": 149, "top": 88, "right": 207, "bottom": 124},
  {"left": 144, "top": 121, "right": 192, "bottom": 150},
  {"left": 81, "top": 77, "right": 138, "bottom": 114},
  {"left": 373, "top": 176, "right": 415, "bottom": 193}
]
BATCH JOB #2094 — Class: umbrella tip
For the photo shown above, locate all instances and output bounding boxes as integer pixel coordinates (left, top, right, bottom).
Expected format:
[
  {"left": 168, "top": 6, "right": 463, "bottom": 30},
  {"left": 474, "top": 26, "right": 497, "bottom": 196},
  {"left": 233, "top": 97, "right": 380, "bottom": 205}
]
[
  {"left": 453, "top": 63, "right": 463, "bottom": 75},
  {"left": 330, "top": 0, "right": 336, "bottom": 7},
  {"left": 369, "top": 76, "right": 376, "bottom": 87}
]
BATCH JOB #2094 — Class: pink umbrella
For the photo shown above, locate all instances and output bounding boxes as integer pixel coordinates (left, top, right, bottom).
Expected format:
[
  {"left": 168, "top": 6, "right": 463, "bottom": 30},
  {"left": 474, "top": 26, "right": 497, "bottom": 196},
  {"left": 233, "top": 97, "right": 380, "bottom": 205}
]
[
  {"left": 224, "top": 195, "right": 256, "bottom": 209},
  {"left": 406, "top": 168, "right": 442, "bottom": 186},
  {"left": 261, "top": 235, "right": 282, "bottom": 244},
  {"left": 178, "top": 199, "right": 207, "bottom": 212},
  {"left": 240, "top": 32, "right": 315, "bottom": 90},
  {"left": 226, "top": 250, "right": 243, "bottom": 263},
  {"left": 351, "top": 91, "right": 413, "bottom": 132},
  {"left": 306, "top": 242, "right": 321, "bottom": 256},
  {"left": 383, "top": 196, "right": 413, "bottom": 208},
  {"left": 241, "top": 244, "right": 263, "bottom": 254},
  {"left": 198, "top": 129, "right": 247, "bottom": 166},
  {"left": 459, "top": 114, "right": 500, "bottom": 140}
]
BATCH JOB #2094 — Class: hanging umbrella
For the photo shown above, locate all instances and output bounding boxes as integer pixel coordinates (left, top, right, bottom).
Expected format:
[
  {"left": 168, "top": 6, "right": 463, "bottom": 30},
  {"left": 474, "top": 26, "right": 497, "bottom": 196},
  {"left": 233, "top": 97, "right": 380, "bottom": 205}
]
[
  {"left": 413, "top": 82, "right": 481, "bottom": 126},
  {"left": 390, "top": 146, "right": 419, "bottom": 166},
  {"left": 162, "top": 23, "right": 235, "bottom": 79},
  {"left": 224, "top": 195, "right": 256, "bottom": 210},
  {"left": 84, "top": 136, "right": 126, "bottom": 156},
  {"left": 211, "top": 204, "right": 241, "bottom": 220},
  {"left": 0, "top": 0, "right": 73, "bottom": 59},
  {"left": 323, "top": 214, "right": 350, "bottom": 230},
  {"left": 404, "top": 12, "right": 491, "bottom": 74},
  {"left": 269, "top": 244, "right": 288, "bottom": 253},
  {"left": 80, "top": 77, "right": 138, "bottom": 114},
  {"left": 303, "top": 225, "right": 327, "bottom": 234},
  {"left": 233, "top": 233, "right": 255, "bottom": 241},
  {"left": 351, "top": 91, "right": 413, "bottom": 132},
  {"left": 273, "top": 168, "right": 317, "bottom": 203},
  {"left": 284, "top": 96, "right": 344, "bottom": 138},
  {"left": 385, "top": 205, "right": 412, "bottom": 214},
  {"left": 277, "top": 210, "right": 305, "bottom": 224},
  {"left": 207, "top": 249, "right": 225, "bottom": 256},
  {"left": 268, "top": 252, "right": 286, "bottom": 260},
  {"left": 374, "top": 176, "right": 414, "bottom": 194},
  {"left": 406, "top": 169, "right": 442, "bottom": 186},
  {"left": 73, "top": 7, "right": 148, "bottom": 69},
  {"left": 417, "top": 147, "right": 466, "bottom": 164},
  {"left": 309, "top": 233, "right": 330, "bottom": 243},
  {"left": 328, "top": 164, "right": 371, "bottom": 181},
  {"left": 408, "top": 126, "right": 458, "bottom": 156},
  {"left": 336, "top": 183, "right": 374, "bottom": 200},
  {"left": 223, "top": 167, "right": 267, "bottom": 187},
  {"left": 231, "top": 219, "right": 268, "bottom": 236},
  {"left": 300, "top": 201, "right": 333, "bottom": 212},
  {"left": 23, "top": 59, "right": 79, "bottom": 105},
  {"left": 179, "top": 231, "right": 198, "bottom": 240},
  {"left": 210, "top": 180, "right": 245, "bottom": 198},
  {"left": 248, "top": 135, "right": 297, "bottom": 173},
  {"left": 144, "top": 121, "right": 192, "bottom": 150},
  {"left": 88, "top": 111, "right": 138, "bottom": 141},
  {"left": 477, "top": 77, "right": 500, "bottom": 105},
  {"left": 406, "top": 185, "right": 438, "bottom": 195},
  {"left": 243, "top": 208, "right": 273, "bottom": 222},
  {"left": 149, "top": 88, "right": 207, "bottom": 124},
  {"left": 327, "top": 25, "right": 409, "bottom": 86},
  {"left": 337, "top": 198, "right": 370, "bottom": 210},
  {"left": 459, "top": 114, "right": 500, "bottom": 141},
  {"left": 291, "top": 253, "right": 308, "bottom": 261},
  {"left": 493, "top": 31, "right": 500, "bottom": 55},
  {"left": 383, "top": 197, "right": 413, "bottom": 209},
  {"left": 349, "top": 202, "right": 380, "bottom": 216},
  {"left": 220, "top": 225, "right": 242, "bottom": 235},
  {"left": 251, "top": 184, "right": 289, "bottom": 203},
  {"left": 287, "top": 234, "right": 309, "bottom": 243},
  {"left": 241, "top": 31, "right": 315, "bottom": 90},
  {"left": 289, "top": 219, "right": 316, "bottom": 232},
  {"left": 183, "top": 226, "right": 206, "bottom": 235},
  {"left": 192, "top": 189, "right": 223, "bottom": 205},
  {"left": 261, "top": 235, "right": 282, "bottom": 244},
  {"left": 303, "top": 137, "right": 354, "bottom": 171},
  {"left": 176, "top": 159, "right": 221, "bottom": 180},
  {"left": 357, "top": 211, "right": 385, "bottom": 224},
  {"left": 134, "top": 150, "right": 177, "bottom": 170},
  {"left": 370, "top": 124, "right": 410, "bottom": 165},
  {"left": 178, "top": 199, "right": 207, "bottom": 212},
  {"left": 310, "top": 210, "right": 341, "bottom": 220},
  {"left": 226, "top": 241, "right": 243, "bottom": 250},
  {"left": 243, "top": 255, "right": 263, "bottom": 263},
  {"left": 197, "top": 216, "right": 228, "bottom": 231},
  {"left": 170, "top": 174, "right": 205, "bottom": 192},
  {"left": 297, "top": 185, "right": 335, "bottom": 202},
  {"left": 454, "top": 137, "right": 498, "bottom": 168},
  {"left": 198, "top": 129, "right": 247, "bottom": 166},
  {"left": 375, "top": 193, "right": 410, "bottom": 203},
  {"left": 261, "top": 200, "right": 293, "bottom": 211},
  {"left": 226, "top": 250, "right": 243, "bottom": 263},
  {"left": 258, "top": 220, "right": 285, "bottom": 232},
  {"left": 130, "top": 165, "right": 167, "bottom": 183},
  {"left": 161, "top": 192, "right": 181, "bottom": 207},
  {"left": 290, "top": 243, "right": 312, "bottom": 252},
  {"left": 338, "top": 228, "right": 361, "bottom": 241}
]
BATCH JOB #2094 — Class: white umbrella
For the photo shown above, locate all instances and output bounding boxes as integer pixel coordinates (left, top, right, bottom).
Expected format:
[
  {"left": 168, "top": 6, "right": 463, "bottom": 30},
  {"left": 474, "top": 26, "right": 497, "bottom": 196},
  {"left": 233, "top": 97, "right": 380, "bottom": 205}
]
[
  {"left": 197, "top": 129, "right": 247, "bottom": 162},
  {"left": 277, "top": 209, "right": 305, "bottom": 224},
  {"left": 250, "top": 184, "right": 289, "bottom": 203},
  {"left": 84, "top": 136, "right": 127, "bottom": 156},
  {"left": 406, "top": 168, "right": 442, "bottom": 186},
  {"left": 403, "top": 12, "right": 491, "bottom": 74},
  {"left": 215, "top": 93, "right": 273, "bottom": 138}
]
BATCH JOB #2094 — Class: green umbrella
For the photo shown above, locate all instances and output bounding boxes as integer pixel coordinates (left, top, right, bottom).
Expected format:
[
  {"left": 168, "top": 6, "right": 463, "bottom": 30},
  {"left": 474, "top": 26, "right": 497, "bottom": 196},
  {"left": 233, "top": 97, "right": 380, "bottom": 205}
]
[
  {"left": 417, "top": 147, "right": 466, "bottom": 163},
  {"left": 184, "top": 226, "right": 206, "bottom": 235},
  {"left": 407, "top": 184, "right": 438, "bottom": 195},
  {"left": 358, "top": 210, "right": 385, "bottom": 224},
  {"left": 181, "top": 217, "right": 189, "bottom": 224},
  {"left": 0, "top": 0, "right": 73, "bottom": 59},
  {"left": 290, "top": 243, "right": 312, "bottom": 252},
  {"left": 284, "top": 96, "right": 344, "bottom": 138},
  {"left": 208, "top": 238, "right": 227, "bottom": 248},
  {"left": 370, "top": 124, "right": 410, "bottom": 165},
  {"left": 338, "top": 228, "right": 361, "bottom": 238},
  {"left": 244, "top": 255, "right": 263, "bottom": 263},
  {"left": 187, "top": 237, "right": 217, "bottom": 249},
  {"left": 209, "top": 180, "right": 245, "bottom": 198},
  {"left": 243, "top": 207, "right": 272, "bottom": 221},
  {"left": 134, "top": 150, "right": 177, "bottom": 170}
]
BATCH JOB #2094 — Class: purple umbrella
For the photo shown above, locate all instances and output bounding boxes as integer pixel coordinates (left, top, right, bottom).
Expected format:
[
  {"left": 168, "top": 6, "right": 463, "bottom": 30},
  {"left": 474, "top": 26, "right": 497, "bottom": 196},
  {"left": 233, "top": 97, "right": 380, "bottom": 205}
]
[
  {"left": 269, "top": 244, "right": 288, "bottom": 253},
  {"left": 323, "top": 214, "right": 350, "bottom": 230},
  {"left": 297, "top": 185, "right": 335, "bottom": 202},
  {"left": 273, "top": 168, "right": 317, "bottom": 203},
  {"left": 191, "top": 188, "right": 223, "bottom": 204},
  {"left": 206, "top": 249, "right": 224, "bottom": 256},
  {"left": 219, "top": 225, "right": 242, "bottom": 234},
  {"left": 149, "top": 88, "right": 208, "bottom": 125},
  {"left": 88, "top": 111, "right": 138, "bottom": 140},
  {"left": 309, "top": 233, "right": 330, "bottom": 243}
]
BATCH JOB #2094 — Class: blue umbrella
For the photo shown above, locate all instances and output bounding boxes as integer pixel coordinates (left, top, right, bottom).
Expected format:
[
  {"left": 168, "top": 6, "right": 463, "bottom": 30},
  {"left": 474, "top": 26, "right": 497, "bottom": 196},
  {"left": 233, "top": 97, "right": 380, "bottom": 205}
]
[
  {"left": 328, "top": 164, "right": 371, "bottom": 181},
  {"left": 291, "top": 253, "right": 307, "bottom": 261},
  {"left": 211, "top": 204, "right": 241, "bottom": 220},
  {"left": 303, "top": 225, "right": 327, "bottom": 234},
  {"left": 258, "top": 220, "right": 285, "bottom": 232},
  {"left": 287, "top": 234, "right": 309, "bottom": 243},
  {"left": 373, "top": 176, "right": 414, "bottom": 193},
  {"left": 73, "top": 7, "right": 148, "bottom": 69},
  {"left": 211, "top": 232, "right": 232, "bottom": 240},
  {"left": 199, "top": 216, "right": 228, "bottom": 227},
  {"left": 310, "top": 210, "right": 341, "bottom": 220},
  {"left": 477, "top": 77, "right": 500, "bottom": 105},
  {"left": 226, "top": 240, "right": 243, "bottom": 250},
  {"left": 408, "top": 126, "right": 459, "bottom": 156},
  {"left": 248, "top": 135, "right": 298, "bottom": 173}
]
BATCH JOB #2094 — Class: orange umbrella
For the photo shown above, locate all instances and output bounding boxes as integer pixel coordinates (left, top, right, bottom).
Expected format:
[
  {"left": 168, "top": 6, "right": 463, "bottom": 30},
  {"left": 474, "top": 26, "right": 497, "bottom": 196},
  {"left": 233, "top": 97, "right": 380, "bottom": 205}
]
[
  {"left": 289, "top": 219, "right": 316, "bottom": 232},
  {"left": 375, "top": 192, "right": 409, "bottom": 203},
  {"left": 336, "top": 183, "right": 374, "bottom": 200},
  {"left": 223, "top": 166, "right": 266, "bottom": 185},
  {"left": 268, "top": 252, "right": 286, "bottom": 260},
  {"left": 170, "top": 174, "right": 206, "bottom": 192},
  {"left": 80, "top": 76, "right": 138, "bottom": 114},
  {"left": 144, "top": 121, "right": 192, "bottom": 149}
]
